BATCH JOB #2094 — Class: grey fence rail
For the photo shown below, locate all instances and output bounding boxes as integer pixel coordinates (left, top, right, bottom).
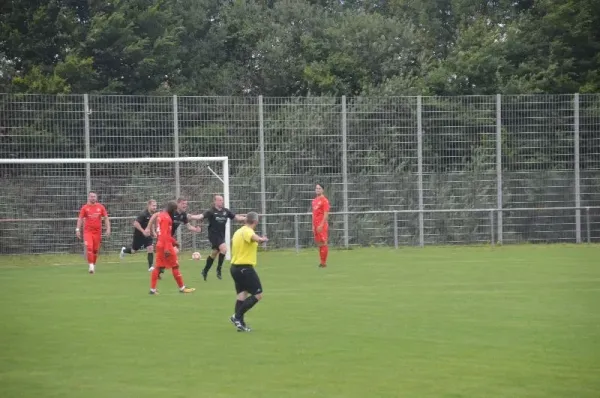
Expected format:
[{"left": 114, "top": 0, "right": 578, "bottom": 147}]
[{"left": 1, "top": 94, "right": 599, "bottom": 254}]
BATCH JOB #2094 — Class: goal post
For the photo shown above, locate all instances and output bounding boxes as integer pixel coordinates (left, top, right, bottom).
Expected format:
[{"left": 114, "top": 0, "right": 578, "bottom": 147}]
[{"left": 0, "top": 156, "right": 232, "bottom": 259}]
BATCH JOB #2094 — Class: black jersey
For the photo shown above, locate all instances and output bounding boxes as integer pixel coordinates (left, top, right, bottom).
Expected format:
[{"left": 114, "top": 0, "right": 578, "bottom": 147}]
[
  {"left": 171, "top": 211, "right": 189, "bottom": 236},
  {"left": 134, "top": 209, "right": 153, "bottom": 237},
  {"left": 203, "top": 207, "right": 235, "bottom": 239}
]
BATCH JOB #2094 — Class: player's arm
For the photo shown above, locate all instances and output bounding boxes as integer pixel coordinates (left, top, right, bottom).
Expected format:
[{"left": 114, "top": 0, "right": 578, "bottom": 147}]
[
  {"left": 146, "top": 212, "right": 160, "bottom": 236},
  {"left": 244, "top": 228, "right": 268, "bottom": 243},
  {"left": 76, "top": 207, "right": 85, "bottom": 239},
  {"left": 234, "top": 214, "right": 246, "bottom": 222},
  {"left": 133, "top": 220, "right": 145, "bottom": 234},
  {"left": 317, "top": 201, "right": 330, "bottom": 232},
  {"left": 103, "top": 207, "right": 111, "bottom": 237},
  {"left": 187, "top": 223, "right": 201, "bottom": 233},
  {"left": 188, "top": 213, "right": 204, "bottom": 221}
]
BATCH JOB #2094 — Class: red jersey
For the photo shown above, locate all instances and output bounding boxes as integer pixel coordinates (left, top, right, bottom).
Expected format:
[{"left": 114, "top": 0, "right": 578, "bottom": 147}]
[
  {"left": 312, "top": 195, "right": 330, "bottom": 226},
  {"left": 156, "top": 211, "right": 177, "bottom": 251},
  {"left": 79, "top": 203, "right": 107, "bottom": 232}
]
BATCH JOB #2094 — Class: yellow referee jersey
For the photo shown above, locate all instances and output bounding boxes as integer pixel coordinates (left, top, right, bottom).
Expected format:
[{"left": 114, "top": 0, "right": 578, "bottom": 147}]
[{"left": 231, "top": 225, "right": 258, "bottom": 266}]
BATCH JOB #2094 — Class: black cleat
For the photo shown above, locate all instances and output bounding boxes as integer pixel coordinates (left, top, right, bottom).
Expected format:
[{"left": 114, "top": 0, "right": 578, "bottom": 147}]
[
  {"left": 216, "top": 271, "right": 222, "bottom": 280},
  {"left": 201, "top": 270, "right": 208, "bottom": 281},
  {"left": 230, "top": 315, "right": 246, "bottom": 332}
]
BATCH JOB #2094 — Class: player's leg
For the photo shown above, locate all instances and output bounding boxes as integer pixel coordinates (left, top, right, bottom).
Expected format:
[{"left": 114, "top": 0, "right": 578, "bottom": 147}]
[
  {"left": 121, "top": 235, "right": 142, "bottom": 259},
  {"left": 201, "top": 243, "right": 220, "bottom": 280},
  {"left": 171, "top": 262, "right": 195, "bottom": 293},
  {"left": 146, "top": 243, "right": 154, "bottom": 271},
  {"left": 93, "top": 234, "right": 102, "bottom": 265},
  {"left": 150, "top": 266, "right": 162, "bottom": 294},
  {"left": 215, "top": 242, "right": 227, "bottom": 279},
  {"left": 318, "top": 226, "right": 329, "bottom": 267},
  {"left": 233, "top": 268, "right": 263, "bottom": 331},
  {"left": 229, "top": 266, "right": 249, "bottom": 331}
]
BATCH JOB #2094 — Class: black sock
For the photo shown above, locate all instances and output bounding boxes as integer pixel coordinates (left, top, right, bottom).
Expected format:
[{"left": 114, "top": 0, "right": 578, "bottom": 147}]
[
  {"left": 217, "top": 253, "right": 225, "bottom": 272},
  {"left": 203, "top": 256, "right": 215, "bottom": 273},
  {"left": 235, "top": 300, "right": 245, "bottom": 323},
  {"left": 235, "top": 296, "right": 259, "bottom": 319},
  {"left": 124, "top": 247, "right": 132, "bottom": 254},
  {"left": 147, "top": 253, "right": 154, "bottom": 269},
  {"left": 159, "top": 267, "right": 165, "bottom": 274}
]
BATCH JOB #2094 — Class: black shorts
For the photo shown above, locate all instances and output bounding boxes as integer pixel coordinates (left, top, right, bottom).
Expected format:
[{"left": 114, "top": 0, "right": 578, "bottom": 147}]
[
  {"left": 230, "top": 265, "right": 263, "bottom": 295},
  {"left": 209, "top": 234, "right": 226, "bottom": 250},
  {"left": 132, "top": 234, "right": 153, "bottom": 251}
]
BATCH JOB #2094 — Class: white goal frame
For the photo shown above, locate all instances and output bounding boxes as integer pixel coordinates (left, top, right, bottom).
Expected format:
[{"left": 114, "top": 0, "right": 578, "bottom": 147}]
[{"left": 0, "top": 156, "right": 232, "bottom": 259}]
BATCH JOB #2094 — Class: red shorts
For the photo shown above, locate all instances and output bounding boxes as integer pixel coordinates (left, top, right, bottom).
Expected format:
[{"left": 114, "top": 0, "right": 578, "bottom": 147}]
[
  {"left": 313, "top": 225, "right": 329, "bottom": 243},
  {"left": 83, "top": 231, "right": 102, "bottom": 251},
  {"left": 156, "top": 247, "right": 178, "bottom": 269}
]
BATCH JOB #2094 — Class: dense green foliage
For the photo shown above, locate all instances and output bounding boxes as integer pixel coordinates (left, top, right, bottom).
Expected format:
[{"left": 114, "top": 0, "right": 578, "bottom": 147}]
[{"left": 2, "top": 0, "right": 600, "bottom": 95}]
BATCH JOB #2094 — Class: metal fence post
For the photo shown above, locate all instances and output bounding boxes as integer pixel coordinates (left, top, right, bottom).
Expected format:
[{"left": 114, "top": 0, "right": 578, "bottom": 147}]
[
  {"left": 490, "top": 210, "right": 495, "bottom": 246},
  {"left": 83, "top": 94, "right": 91, "bottom": 193},
  {"left": 586, "top": 207, "right": 591, "bottom": 243},
  {"left": 341, "top": 95, "right": 349, "bottom": 248},
  {"left": 417, "top": 96, "right": 424, "bottom": 247},
  {"left": 294, "top": 214, "right": 300, "bottom": 253},
  {"left": 496, "top": 94, "right": 503, "bottom": 245},
  {"left": 259, "top": 96, "right": 267, "bottom": 245},
  {"left": 173, "top": 95, "right": 182, "bottom": 245},
  {"left": 393, "top": 211, "right": 398, "bottom": 249},
  {"left": 574, "top": 93, "right": 581, "bottom": 243}
]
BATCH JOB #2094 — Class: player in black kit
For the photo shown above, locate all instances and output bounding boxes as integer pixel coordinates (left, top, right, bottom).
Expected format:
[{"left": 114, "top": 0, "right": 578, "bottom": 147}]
[
  {"left": 120, "top": 199, "right": 158, "bottom": 270},
  {"left": 193, "top": 195, "right": 246, "bottom": 280}
]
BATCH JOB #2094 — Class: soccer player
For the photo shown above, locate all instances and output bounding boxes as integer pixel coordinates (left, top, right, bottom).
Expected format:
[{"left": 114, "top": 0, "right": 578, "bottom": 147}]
[
  {"left": 229, "top": 212, "right": 268, "bottom": 332},
  {"left": 76, "top": 191, "right": 111, "bottom": 274},
  {"left": 146, "top": 197, "right": 201, "bottom": 277},
  {"left": 150, "top": 201, "right": 195, "bottom": 295},
  {"left": 312, "top": 183, "right": 330, "bottom": 268},
  {"left": 192, "top": 195, "right": 246, "bottom": 281},
  {"left": 119, "top": 199, "right": 157, "bottom": 271}
]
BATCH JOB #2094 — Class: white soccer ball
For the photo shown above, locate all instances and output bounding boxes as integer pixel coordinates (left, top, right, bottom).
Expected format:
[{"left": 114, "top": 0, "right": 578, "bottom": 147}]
[{"left": 192, "top": 251, "right": 201, "bottom": 260}]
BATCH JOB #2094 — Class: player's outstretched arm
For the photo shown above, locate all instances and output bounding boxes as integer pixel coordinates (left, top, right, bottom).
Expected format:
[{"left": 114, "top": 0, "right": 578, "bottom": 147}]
[
  {"left": 146, "top": 212, "right": 160, "bottom": 235},
  {"left": 188, "top": 214, "right": 204, "bottom": 221},
  {"left": 234, "top": 214, "right": 247, "bottom": 222},
  {"left": 187, "top": 223, "right": 201, "bottom": 233},
  {"left": 251, "top": 233, "right": 268, "bottom": 243}
]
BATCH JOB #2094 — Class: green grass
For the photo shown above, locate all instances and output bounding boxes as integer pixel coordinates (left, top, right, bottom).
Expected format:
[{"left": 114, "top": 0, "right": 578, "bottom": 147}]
[{"left": 0, "top": 245, "right": 599, "bottom": 398}]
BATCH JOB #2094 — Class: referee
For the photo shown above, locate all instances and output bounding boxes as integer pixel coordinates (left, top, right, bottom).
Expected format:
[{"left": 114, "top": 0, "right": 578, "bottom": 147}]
[{"left": 229, "top": 211, "right": 268, "bottom": 332}]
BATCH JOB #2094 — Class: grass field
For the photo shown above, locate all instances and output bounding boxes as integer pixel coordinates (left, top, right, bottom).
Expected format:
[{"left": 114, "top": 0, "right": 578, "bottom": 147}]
[{"left": 0, "top": 245, "right": 599, "bottom": 398}]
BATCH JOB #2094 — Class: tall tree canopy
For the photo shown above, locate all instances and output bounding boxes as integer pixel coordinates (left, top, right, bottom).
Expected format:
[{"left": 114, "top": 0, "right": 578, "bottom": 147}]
[{"left": 1, "top": 0, "right": 599, "bottom": 94}]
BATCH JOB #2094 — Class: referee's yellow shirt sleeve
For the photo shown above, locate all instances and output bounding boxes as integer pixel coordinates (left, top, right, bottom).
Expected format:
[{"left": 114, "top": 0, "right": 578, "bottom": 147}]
[{"left": 242, "top": 227, "right": 254, "bottom": 243}]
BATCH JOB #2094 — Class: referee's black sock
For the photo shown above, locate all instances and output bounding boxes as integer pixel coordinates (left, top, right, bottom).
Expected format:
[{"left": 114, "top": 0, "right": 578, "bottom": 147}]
[
  {"left": 124, "top": 247, "right": 133, "bottom": 254},
  {"left": 235, "top": 300, "right": 245, "bottom": 323},
  {"left": 147, "top": 253, "right": 154, "bottom": 269},
  {"left": 203, "top": 256, "right": 214, "bottom": 273},
  {"left": 236, "top": 296, "right": 259, "bottom": 319},
  {"left": 216, "top": 253, "right": 225, "bottom": 272}
]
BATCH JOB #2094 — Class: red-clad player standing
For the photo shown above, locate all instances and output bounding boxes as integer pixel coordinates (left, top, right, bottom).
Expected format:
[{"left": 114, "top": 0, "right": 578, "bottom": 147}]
[
  {"left": 150, "top": 201, "right": 195, "bottom": 295},
  {"left": 76, "top": 191, "right": 111, "bottom": 274},
  {"left": 312, "top": 183, "right": 330, "bottom": 268}
]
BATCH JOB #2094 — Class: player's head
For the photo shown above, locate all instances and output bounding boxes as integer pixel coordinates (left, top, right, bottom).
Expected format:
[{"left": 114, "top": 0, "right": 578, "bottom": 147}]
[
  {"left": 176, "top": 197, "right": 188, "bottom": 212},
  {"left": 214, "top": 195, "right": 224, "bottom": 209},
  {"left": 315, "top": 183, "right": 325, "bottom": 196},
  {"left": 165, "top": 200, "right": 178, "bottom": 215},
  {"left": 246, "top": 211, "right": 259, "bottom": 229},
  {"left": 147, "top": 199, "right": 157, "bottom": 213},
  {"left": 88, "top": 191, "right": 98, "bottom": 204}
]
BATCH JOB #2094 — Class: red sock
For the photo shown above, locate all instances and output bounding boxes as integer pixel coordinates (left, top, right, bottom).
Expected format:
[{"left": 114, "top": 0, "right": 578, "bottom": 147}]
[
  {"left": 151, "top": 267, "right": 160, "bottom": 289},
  {"left": 172, "top": 267, "right": 184, "bottom": 288},
  {"left": 93, "top": 251, "right": 98, "bottom": 265},
  {"left": 319, "top": 245, "right": 328, "bottom": 265},
  {"left": 86, "top": 249, "right": 94, "bottom": 264}
]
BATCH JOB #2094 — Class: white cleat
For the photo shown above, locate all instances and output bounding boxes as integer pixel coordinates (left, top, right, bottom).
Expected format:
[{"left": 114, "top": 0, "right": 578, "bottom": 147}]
[
  {"left": 148, "top": 266, "right": 155, "bottom": 272},
  {"left": 89, "top": 264, "right": 95, "bottom": 274},
  {"left": 120, "top": 247, "right": 126, "bottom": 259}
]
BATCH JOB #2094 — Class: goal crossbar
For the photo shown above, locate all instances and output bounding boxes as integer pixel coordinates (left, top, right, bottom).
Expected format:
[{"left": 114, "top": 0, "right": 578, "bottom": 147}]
[
  {"left": 0, "top": 157, "right": 228, "bottom": 164},
  {"left": 1, "top": 156, "right": 232, "bottom": 259}
]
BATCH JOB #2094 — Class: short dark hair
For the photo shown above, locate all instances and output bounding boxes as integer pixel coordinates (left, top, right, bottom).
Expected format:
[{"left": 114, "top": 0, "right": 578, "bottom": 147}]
[
  {"left": 315, "top": 183, "right": 325, "bottom": 190},
  {"left": 166, "top": 201, "right": 178, "bottom": 213},
  {"left": 176, "top": 197, "right": 187, "bottom": 203}
]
